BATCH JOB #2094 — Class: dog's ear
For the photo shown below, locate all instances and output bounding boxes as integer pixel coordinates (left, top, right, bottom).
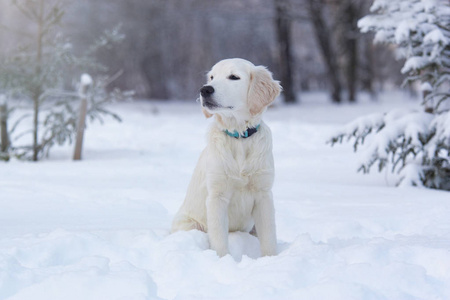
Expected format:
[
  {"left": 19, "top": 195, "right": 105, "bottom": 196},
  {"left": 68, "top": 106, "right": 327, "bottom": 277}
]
[
  {"left": 248, "top": 66, "right": 282, "bottom": 116},
  {"left": 202, "top": 107, "right": 213, "bottom": 118}
]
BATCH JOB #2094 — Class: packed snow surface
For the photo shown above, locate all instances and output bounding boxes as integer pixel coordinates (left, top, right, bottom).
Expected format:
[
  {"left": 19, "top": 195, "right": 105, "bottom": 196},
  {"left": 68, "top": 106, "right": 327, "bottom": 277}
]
[{"left": 1, "top": 92, "right": 449, "bottom": 300}]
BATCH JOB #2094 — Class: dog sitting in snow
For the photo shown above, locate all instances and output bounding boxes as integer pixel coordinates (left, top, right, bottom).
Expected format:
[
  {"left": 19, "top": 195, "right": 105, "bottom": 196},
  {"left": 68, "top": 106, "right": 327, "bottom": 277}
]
[{"left": 171, "top": 58, "right": 281, "bottom": 257}]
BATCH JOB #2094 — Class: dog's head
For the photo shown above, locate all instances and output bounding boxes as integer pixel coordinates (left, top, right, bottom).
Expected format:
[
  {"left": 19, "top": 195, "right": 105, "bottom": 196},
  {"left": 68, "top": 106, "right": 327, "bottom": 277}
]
[{"left": 200, "top": 58, "right": 281, "bottom": 119}]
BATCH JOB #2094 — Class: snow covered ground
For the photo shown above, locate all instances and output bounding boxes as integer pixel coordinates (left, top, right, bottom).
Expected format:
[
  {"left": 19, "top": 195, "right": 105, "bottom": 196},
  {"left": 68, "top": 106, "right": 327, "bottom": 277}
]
[{"left": 1, "top": 92, "right": 449, "bottom": 300}]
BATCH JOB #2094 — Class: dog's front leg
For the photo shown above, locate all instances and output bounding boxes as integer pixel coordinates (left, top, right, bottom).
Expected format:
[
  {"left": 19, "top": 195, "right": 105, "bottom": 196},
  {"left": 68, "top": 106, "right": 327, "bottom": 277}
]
[
  {"left": 206, "top": 192, "right": 230, "bottom": 257},
  {"left": 253, "top": 191, "right": 277, "bottom": 256}
]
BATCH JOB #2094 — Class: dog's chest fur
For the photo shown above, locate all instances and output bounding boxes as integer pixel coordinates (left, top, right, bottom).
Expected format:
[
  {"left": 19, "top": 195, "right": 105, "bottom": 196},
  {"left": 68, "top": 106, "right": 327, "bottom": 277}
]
[
  {"left": 220, "top": 135, "right": 266, "bottom": 187},
  {"left": 198, "top": 123, "right": 274, "bottom": 232},
  {"left": 223, "top": 136, "right": 271, "bottom": 231}
]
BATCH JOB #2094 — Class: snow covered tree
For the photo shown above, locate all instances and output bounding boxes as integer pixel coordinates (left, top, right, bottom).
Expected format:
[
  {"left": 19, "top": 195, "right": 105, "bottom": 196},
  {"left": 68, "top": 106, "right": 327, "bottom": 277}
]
[
  {"left": 0, "top": 0, "right": 132, "bottom": 161},
  {"left": 329, "top": 0, "right": 450, "bottom": 190}
]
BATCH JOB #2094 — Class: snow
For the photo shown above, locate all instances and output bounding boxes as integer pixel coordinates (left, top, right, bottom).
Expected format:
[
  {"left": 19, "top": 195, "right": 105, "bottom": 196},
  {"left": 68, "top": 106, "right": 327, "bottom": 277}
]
[
  {"left": 401, "top": 57, "right": 430, "bottom": 74},
  {"left": 420, "top": 81, "right": 432, "bottom": 92},
  {"left": 359, "top": 0, "right": 449, "bottom": 74},
  {"left": 354, "top": 111, "right": 431, "bottom": 166},
  {"left": 432, "top": 111, "right": 450, "bottom": 144},
  {"left": 423, "top": 28, "right": 449, "bottom": 45},
  {"left": 394, "top": 20, "right": 418, "bottom": 44},
  {"left": 335, "top": 112, "right": 385, "bottom": 138},
  {"left": 80, "top": 73, "right": 93, "bottom": 87},
  {"left": 330, "top": 106, "right": 437, "bottom": 184},
  {"left": 422, "top": 0, "right": 437, "bottom": 12},
  {"left": 1, "top": 91, "right": 450, "bottom": 300}
]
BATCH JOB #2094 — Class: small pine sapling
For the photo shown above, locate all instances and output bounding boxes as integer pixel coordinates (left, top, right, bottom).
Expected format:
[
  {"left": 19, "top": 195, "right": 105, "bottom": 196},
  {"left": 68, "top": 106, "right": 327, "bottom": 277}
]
[{"left": 0, "top": 0, "right": 133, "bottom": 161}]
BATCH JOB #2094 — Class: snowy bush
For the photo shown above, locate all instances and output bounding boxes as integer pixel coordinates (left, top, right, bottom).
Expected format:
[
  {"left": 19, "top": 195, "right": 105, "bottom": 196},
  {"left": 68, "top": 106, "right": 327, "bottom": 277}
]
[
  {"left": 329, "top": 0, "right": 450, "bottom": 190},
  {"left": 24, "top": 73, "right": 132, "bottom": 159},
  {"left": 329, "top": 109, "right": 450, "bottom": 189}
]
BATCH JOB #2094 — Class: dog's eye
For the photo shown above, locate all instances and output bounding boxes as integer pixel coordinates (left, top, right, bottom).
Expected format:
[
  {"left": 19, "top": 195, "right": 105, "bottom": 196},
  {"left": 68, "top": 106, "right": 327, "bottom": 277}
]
[
  {"left": 210, "top": 75, "right": 214, "bottom": 80},
  {"left": 228, "top": 75, "right": 240, "bottom": 80}
]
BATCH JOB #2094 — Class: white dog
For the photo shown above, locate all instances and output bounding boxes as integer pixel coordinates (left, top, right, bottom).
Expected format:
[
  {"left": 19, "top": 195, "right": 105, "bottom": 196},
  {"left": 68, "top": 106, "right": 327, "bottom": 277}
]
[{"left": 171, "top": 58, "right": 281, "bottom": 257}]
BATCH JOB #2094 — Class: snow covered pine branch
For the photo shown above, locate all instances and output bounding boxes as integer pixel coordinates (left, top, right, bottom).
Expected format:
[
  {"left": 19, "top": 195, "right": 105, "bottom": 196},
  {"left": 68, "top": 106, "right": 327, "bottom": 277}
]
[{"left": 329, "top": 0, "right": 450, "bottom": 190}]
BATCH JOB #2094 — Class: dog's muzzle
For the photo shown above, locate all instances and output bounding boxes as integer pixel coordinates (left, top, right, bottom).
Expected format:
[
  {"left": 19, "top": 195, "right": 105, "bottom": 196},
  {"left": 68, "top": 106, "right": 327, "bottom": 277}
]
[
  {"left": 200, "top": 85, "right": 218, "bottom": 109},
  {"left": 199, "top": 85, "right": 233, "bottom": 110},
  {"left": 200, "top": 85, "right": 214, "bottom": 98},
  {"left": 202, "top": 98, "right": 219, "bottom": 109}
]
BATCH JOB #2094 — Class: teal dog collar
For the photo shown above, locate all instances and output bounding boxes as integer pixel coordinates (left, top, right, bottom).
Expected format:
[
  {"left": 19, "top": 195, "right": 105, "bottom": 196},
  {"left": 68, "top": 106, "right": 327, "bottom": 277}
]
[{"left": 224, "top": 124, "right": 260, "bottom": 139}]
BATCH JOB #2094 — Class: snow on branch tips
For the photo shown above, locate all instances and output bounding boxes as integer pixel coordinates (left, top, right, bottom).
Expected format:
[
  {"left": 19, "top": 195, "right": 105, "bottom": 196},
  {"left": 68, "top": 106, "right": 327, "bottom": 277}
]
[
  {"left": 331, "top": 0, "right": 450, "bottom": 191},
  {"left": 80, "top": 74, "right": 93, "bottom": 91},
  {"left": 329, "top": 110, "right": 434, "bottom": 178}
]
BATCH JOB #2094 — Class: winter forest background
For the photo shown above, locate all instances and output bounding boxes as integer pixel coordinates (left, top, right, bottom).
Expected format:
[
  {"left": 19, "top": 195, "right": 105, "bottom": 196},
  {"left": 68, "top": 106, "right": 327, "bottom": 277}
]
[
  {"left": 0, "top": 0, "right": 404, "bottom": 101},
  {"left": 1, "top": 0, "right": 448, "bottom": 188}
]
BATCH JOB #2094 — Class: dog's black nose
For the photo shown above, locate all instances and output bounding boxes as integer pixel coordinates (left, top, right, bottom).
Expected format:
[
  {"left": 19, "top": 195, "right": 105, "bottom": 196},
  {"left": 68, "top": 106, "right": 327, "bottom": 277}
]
[{"left": 200, "top": 85, "right": 214, "bottom": 98}]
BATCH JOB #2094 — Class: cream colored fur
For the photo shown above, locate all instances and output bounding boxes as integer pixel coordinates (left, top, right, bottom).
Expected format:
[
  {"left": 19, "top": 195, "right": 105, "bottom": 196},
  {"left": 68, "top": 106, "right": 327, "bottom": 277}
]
[{"left": 171, "top": 58, "right": 281, "bottom": 257}]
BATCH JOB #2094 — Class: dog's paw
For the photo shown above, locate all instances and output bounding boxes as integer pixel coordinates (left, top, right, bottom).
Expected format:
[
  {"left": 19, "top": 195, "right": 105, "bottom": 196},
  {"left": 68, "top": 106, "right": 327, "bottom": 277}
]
[{"left": 261, "top": 244, "right": 278, "bottom": 257}]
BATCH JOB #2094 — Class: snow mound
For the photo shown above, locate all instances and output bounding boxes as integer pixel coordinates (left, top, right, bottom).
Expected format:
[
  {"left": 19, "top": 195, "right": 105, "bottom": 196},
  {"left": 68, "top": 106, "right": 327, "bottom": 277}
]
[{"left": 2, "top": 230, "right": 450, "bottom": 300}]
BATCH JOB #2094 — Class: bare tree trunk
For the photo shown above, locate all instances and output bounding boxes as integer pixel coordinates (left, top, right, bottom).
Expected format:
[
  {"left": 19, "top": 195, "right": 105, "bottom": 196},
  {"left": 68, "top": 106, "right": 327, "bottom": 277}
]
[
  {"left": 346, "top": 16, "right": 357, "bottom": 102},
  {"left": 361, "top": 35, "right": 376, "bottom": 99},
  {"left": 32, "top": 0, "right": 44, "bottom": 161},
  {"left": 32, "top": 93, "right": 39, "bottom": 161},
  {"left": 307, "top": 0, "right": 342, "bottom": 103},
  {"left": 340, "top": 0, "right": 359, "bottom": 102},
  {"left": 274, "top": 0, "right": 297, "bottom": 103},
  {"left": 0, "top": 102, "right": 9, "bottom": 154},
  {"left": 73, "top": 97, "right": 88, "bottom": 160}
]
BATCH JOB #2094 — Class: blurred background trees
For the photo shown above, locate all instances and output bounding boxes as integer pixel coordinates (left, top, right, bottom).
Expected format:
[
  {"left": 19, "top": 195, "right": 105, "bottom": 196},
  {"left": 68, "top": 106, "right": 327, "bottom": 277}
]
[
  {"left": 1, "top": 0, "right": 447, "bottom": 189},
  {"left": 0, "top": 0, "right": 406, "bottom": 102}
]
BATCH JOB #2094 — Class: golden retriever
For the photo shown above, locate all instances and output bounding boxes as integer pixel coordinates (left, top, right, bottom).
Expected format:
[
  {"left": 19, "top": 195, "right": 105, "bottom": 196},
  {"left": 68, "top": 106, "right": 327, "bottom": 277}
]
[{"left": 171, "top": 58, "right": 281, "bottom": 257}]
